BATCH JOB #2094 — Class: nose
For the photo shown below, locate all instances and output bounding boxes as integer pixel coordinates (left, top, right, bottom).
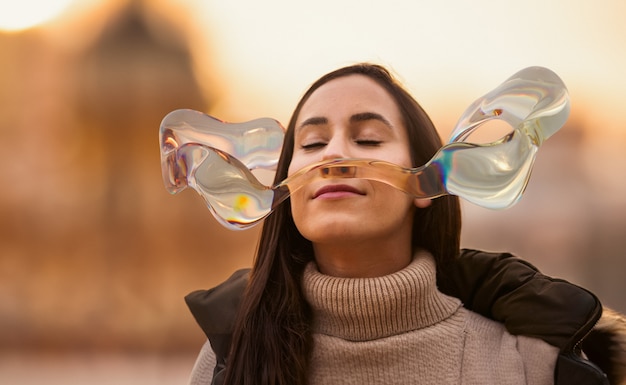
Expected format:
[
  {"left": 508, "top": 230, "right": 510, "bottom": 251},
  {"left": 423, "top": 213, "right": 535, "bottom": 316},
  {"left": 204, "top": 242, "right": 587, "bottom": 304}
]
[
  {"left": 319, "top": 136, "right": 357, "bottom": 178},
  {"left": 321, "top": 136, "right": 350, "bottom": 160}
]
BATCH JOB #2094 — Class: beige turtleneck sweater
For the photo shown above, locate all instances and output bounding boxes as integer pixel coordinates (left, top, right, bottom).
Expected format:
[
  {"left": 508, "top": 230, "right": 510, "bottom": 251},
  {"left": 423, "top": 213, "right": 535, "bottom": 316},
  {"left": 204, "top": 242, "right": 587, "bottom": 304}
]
[
  {"left": 301, "top": 251, "right": 558, "bottom": 384},
  {"left": 188, "top": 251, "right": 559, "bottom": 384}
]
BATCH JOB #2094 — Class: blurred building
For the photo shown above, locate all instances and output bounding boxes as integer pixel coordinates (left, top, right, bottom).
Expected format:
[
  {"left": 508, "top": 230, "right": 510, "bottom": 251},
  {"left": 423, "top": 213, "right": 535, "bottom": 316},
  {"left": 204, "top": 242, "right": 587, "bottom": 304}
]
[{"left": 0, "top": 1, "right": 259, "bottom": 354}]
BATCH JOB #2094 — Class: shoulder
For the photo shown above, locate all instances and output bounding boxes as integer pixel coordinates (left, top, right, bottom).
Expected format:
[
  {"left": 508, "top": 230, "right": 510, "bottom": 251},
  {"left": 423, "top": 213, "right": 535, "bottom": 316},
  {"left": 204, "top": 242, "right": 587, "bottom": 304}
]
[
  {"left": 188, "top": 340, "right": 217, "bottom": 385},
  {"left": 185, "top": 268, "right": 250, "bottom": 338},
  {"left": 462, "top": 307, "right": 559, "bottom": 355},
  {"left": 461, "top": 307, "right": 559, "bottom": 384},
  {"left": 184, "top": 268, "right": 250, "bottom": 378}
]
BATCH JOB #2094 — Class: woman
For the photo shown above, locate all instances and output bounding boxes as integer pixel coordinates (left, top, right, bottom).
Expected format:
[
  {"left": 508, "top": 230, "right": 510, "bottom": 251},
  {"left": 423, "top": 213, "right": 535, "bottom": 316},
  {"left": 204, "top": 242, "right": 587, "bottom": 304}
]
[{"left": 185, "top": 64, "right": 626, "bottom": 384}]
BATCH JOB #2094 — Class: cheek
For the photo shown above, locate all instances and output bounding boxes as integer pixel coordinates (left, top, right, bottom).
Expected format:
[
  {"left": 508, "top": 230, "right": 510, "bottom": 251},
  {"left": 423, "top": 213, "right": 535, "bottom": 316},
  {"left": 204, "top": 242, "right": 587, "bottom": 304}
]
[
  {"left": 396, "top": 141, "right": 414, "bottom": 168},
  {"left": 287, "top": 161, "right": 298, "bottom": 177},
  {"left": 288, "top": 191, "right": 308, "bottom": 234},
  {"left": 287, "top": 152, "right": 305, "bottom": 176}
]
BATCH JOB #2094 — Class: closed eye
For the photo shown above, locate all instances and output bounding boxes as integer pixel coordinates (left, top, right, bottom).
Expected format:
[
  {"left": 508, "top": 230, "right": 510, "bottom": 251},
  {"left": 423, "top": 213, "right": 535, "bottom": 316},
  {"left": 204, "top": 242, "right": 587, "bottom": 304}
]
[
  {"left": 300, "top": 142, "right": 326, "bottom": 150},
  {"left": 355, "top": 140, "right": 382, "bottom": 146}
]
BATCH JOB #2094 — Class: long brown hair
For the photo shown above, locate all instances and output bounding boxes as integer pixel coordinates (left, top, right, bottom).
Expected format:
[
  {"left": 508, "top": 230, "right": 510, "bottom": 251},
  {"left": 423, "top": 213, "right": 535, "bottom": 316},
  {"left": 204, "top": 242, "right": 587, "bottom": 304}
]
[{"left": 223, "top": 63, "right": 462, "bottom": 385}]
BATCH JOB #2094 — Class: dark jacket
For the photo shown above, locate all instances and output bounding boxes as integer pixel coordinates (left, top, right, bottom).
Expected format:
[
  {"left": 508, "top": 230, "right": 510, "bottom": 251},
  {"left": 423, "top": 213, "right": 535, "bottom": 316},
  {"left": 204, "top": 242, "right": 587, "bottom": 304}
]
[{"left": 186, "top": 249, "right": 626, "bottom": 384}]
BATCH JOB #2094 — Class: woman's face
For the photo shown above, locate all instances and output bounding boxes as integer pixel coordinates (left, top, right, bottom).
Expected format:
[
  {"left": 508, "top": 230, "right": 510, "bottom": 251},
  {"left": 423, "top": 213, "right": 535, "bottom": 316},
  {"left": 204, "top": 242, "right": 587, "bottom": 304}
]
[{"left": 287, "top": 74, "right": 422, "bottom": 248}]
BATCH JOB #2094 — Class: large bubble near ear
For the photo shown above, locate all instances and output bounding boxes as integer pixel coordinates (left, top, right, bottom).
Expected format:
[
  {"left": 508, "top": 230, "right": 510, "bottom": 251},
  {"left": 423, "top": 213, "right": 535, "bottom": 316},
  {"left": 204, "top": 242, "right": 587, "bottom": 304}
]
[{"left": 159, "top": 66, "right": 570, "bottom": 230}]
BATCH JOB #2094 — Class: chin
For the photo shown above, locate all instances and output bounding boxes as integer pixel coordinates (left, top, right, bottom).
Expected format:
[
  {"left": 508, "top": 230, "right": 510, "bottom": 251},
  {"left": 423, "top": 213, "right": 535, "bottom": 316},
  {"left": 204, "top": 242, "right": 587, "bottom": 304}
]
[{"left": 297, "top": 216, "right": 367, "bottom": 243}]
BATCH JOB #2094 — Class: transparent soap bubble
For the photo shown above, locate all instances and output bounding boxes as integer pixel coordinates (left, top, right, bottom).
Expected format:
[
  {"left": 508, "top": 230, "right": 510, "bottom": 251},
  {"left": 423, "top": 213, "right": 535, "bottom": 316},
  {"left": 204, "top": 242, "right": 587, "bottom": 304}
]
[{"left": 159, "top": 66, "right": 569, "bottom": 230}]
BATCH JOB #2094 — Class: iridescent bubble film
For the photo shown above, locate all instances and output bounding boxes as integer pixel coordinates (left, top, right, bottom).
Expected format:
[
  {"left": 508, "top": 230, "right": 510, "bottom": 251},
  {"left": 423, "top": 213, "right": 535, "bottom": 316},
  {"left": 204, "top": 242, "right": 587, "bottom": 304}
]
[
  {"left": 160, "top": 110, "right": 284, "bottom": 194},
  {"left": 159, "top": 66, "right": 570, "bottom": 230}
]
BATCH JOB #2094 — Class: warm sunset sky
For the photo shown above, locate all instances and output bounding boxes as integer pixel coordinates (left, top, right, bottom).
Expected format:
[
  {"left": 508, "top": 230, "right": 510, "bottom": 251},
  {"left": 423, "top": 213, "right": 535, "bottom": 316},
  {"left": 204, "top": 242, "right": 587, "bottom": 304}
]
[
  {"left": 2, "top": 0, "right": 625, "bottom": 141},
  {"left": 190, "top": 0, "right": 626, "bottom": 135}
]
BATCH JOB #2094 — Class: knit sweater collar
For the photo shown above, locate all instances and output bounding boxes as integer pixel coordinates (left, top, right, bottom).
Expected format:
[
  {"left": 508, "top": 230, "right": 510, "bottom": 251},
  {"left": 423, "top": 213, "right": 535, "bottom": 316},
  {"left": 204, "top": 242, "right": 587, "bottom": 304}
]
[{"left": 302, "top": 250, "right": 461, "bottom": 342}]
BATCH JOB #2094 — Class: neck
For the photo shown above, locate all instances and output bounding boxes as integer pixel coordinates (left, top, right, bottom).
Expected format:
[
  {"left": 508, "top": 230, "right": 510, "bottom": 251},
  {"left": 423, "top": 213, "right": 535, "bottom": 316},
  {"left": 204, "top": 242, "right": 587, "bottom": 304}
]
[{"left": 312, "top": 238, "right": 413, "bottom": 278}]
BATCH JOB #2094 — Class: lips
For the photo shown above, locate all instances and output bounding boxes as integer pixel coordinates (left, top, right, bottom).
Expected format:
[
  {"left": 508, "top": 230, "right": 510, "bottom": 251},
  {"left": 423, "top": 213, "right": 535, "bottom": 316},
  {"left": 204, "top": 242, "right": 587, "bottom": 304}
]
[{"left": 313, "top": 184, "right": 365, "bottom": 199}]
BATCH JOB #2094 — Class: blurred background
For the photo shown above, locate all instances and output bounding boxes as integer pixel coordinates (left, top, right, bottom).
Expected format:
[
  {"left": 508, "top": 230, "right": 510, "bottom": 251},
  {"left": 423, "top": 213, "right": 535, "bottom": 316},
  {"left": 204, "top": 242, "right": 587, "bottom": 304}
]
[{"left": 1, "top": 0, "right": 625, "bottom": 383}]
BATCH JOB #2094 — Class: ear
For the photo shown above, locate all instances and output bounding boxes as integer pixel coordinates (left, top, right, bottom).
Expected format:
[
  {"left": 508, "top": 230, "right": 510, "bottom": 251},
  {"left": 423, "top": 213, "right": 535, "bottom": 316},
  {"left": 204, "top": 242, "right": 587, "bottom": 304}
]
[{"left": 414, "top": 198, "right": 432, "bottom": 209}]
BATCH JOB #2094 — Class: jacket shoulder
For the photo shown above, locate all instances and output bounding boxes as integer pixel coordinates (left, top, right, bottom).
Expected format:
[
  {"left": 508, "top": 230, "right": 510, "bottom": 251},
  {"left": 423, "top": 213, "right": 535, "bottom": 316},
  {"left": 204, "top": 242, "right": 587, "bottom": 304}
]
[
  {"left": 184, "top": 268, "right": 250, "bottom": 361},
  {"left": 453, "top": 248, "right": 602, "bottom": 352},
  {"left": 583, "top": 307, "right": 626, "bottom": 385},
  {"left": 454, "top": 249, "right": 617, "bottom": 384}
]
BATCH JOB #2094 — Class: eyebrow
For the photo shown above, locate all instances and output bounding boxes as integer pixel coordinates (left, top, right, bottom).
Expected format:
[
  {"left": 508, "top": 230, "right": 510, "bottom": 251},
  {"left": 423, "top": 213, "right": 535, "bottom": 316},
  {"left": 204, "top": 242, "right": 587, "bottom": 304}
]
[
  {"left": 298, "top": 116, "right": 328, "bottom": 130},
  {"left": 297, "top": 112, "right": 393, "bottom": 131},
  {"left": 350, "top": 112, "right": 393, "bottom": 129}
]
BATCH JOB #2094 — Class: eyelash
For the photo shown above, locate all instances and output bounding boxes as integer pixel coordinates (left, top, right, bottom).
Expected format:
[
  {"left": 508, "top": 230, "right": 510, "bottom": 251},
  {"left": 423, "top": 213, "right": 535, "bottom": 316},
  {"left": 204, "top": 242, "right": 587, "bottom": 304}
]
[
  {"left": 300, "top": 142, "right": 326, "bottom": 150},
  {"left": 355, "top": 140, "right": 382, "bottom": 146},
  {"left": 300, "top": 140, "right": 382, "bottom": 151}
]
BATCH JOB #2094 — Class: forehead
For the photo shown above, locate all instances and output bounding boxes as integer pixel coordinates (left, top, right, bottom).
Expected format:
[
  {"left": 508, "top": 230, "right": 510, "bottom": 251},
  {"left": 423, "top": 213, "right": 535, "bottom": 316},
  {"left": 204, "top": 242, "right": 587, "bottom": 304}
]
[{"left": 296, "top": 74, "right": 401, "bottom": 123}]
